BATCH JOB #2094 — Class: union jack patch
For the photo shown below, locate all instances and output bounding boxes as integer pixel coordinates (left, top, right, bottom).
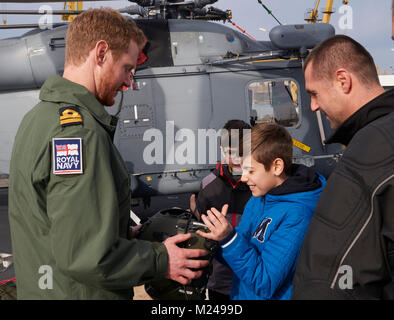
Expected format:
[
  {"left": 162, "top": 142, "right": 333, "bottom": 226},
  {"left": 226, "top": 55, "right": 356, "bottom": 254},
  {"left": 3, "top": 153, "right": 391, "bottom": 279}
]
[{"left": 52, "top": 138, "right": 83, "bottom": 175}]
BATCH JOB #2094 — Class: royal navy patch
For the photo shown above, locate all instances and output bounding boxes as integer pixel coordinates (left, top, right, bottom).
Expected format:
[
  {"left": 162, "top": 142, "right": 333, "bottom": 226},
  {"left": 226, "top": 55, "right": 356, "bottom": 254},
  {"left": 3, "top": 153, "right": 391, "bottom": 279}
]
[
  {"left": 59, "top": 106, "right": 83, "bottom": 127},
  {"left": 52, "top": 138, "right": 83, "bottom": 175}
]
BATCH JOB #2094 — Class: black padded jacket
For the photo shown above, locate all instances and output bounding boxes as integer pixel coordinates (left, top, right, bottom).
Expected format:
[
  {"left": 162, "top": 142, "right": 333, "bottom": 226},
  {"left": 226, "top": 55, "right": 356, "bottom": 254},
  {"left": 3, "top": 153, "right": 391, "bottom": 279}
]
[
  {"left": 196, "top": 162, "right": 251, "bottom": 295},
  {"left": 292, "top": 89, "right": 394, "bottom": 300}
]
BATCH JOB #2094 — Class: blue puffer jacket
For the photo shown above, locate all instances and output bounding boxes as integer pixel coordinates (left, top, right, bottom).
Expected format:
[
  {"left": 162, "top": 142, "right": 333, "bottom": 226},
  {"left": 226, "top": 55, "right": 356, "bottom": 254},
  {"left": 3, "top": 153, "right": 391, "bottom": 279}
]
[{"left": 220, "top": 164, "right": 326, "bottom": 300}]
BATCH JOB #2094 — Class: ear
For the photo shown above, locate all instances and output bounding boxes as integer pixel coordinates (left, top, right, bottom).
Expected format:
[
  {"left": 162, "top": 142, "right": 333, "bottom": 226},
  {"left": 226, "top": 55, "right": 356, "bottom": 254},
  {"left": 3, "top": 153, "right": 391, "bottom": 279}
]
[
  {"left": 334, "top": 68, "right": 352, "bottom": 94},
  {"left": 271, "top": 158, "right": 285, "bottom": 177},
  {"left": 94, "top": 40, "right": 110, "bottom": 66}
]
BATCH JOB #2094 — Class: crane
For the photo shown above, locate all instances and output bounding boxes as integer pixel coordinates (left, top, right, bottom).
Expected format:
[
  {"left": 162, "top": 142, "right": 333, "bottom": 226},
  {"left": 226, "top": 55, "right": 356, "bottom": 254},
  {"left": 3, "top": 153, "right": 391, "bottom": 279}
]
[
  {"left": 1, "top": 1, "right": 83, "bottom": 25},
  {"left": 61, "top": 1, "right": 83, "bottom": 22},
  {"left": 305, "top": 0, "right": 349, "bottom": 24}
]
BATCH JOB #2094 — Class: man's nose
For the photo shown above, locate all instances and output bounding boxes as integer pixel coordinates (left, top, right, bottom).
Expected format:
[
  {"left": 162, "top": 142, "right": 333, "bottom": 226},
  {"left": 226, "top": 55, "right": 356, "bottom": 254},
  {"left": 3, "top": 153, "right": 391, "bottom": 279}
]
[{"left": 310, "top": 99, "right": 319, "bottom": 112}]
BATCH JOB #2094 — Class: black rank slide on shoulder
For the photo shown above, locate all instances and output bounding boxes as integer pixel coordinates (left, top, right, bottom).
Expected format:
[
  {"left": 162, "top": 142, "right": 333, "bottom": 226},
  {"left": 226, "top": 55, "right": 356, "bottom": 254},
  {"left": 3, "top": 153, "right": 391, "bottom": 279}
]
[{"left": 59, "top": 106, "right": 83, "bottom": 127}]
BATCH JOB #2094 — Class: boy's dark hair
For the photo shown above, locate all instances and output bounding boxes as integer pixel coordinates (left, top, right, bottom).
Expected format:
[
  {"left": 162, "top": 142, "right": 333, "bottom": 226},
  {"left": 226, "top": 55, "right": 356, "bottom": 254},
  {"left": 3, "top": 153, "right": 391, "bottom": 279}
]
[
  {"left": 220, "top": 120, "right": 251, "bottom": 157},
  {"left": 244, "top": 123, "right": 293, "bottom": 176},
  {"left": 304, "top": 35, "right": 379, "bottom": 88}
]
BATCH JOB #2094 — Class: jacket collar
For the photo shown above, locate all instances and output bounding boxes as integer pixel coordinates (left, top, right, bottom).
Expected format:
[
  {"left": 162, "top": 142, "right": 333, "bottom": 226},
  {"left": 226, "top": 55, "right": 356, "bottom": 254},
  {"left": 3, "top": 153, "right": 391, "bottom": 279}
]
[
  {"left": 39, "top": 75, "right": 118, "bottom": 134},
  {"left": 326, "top": 89, "right": 394, "bottom": 146},
  {"left": 214, "top": 162, "right": 248, "bottom": 190}
]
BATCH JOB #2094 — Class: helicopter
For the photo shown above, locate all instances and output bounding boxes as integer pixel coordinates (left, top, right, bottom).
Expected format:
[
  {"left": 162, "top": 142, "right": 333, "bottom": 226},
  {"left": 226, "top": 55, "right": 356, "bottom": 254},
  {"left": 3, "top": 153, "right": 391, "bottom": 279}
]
[{"left": 0, "top": 0, "right": 343, "bottom": 218}]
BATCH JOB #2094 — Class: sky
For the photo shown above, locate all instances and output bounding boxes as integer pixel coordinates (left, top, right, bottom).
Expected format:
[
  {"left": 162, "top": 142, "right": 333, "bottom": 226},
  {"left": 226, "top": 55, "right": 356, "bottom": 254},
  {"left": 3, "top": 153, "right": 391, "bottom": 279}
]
[{"left": 0, "top": 0, "right": 393, "bottom": 73}]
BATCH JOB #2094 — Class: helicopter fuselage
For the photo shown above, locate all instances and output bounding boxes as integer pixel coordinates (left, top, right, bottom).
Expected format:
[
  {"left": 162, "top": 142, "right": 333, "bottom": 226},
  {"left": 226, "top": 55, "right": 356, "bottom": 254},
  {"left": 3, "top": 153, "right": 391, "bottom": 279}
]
[{"left": 0, "top": 19, "right": 343, "bottom": 215}]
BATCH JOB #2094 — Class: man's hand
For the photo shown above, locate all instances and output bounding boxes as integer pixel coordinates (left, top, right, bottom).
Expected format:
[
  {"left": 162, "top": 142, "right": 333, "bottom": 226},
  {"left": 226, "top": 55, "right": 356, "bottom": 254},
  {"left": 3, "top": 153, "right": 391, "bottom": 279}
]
[
  {"left": 196, "top": 204, "right": 233, "bottom": 241},
  {"left": 163, "top": 233, "right": 209, "bottom": 285}
]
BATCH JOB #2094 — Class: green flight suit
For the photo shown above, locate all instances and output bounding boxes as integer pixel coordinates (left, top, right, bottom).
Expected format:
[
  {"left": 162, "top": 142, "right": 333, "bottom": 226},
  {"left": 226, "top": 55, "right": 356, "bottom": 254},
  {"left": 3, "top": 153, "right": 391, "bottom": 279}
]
[{"left": 8, "top": 75, "right": 168, "bottom": 299}]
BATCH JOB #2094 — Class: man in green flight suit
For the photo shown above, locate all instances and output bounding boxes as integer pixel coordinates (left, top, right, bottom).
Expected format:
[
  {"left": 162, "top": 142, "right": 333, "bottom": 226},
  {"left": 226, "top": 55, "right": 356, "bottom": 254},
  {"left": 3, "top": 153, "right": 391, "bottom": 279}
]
[{"left": 8, "top": 8, "right": 209, "bottom": 300}]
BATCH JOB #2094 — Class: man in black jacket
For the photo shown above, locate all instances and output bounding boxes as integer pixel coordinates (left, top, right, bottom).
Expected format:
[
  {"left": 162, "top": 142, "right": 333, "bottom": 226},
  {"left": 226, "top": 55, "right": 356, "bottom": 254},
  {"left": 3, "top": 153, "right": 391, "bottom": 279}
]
[{"left": 292, "top": 35, "right": 394, "bottom": 299}]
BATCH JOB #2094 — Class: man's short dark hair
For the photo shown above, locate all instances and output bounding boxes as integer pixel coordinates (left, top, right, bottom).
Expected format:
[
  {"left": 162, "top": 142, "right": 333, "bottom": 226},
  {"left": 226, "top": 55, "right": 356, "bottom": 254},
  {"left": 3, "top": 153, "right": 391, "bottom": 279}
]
[{"left": 304, "top": 35, "right": 380, "bottom": 87}]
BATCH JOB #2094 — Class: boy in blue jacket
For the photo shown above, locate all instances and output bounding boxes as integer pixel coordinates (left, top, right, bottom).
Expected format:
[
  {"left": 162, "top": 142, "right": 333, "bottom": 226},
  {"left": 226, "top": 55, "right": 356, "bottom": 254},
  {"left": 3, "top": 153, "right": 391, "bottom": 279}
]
[{"left": 197, "top": 123, "right": 326, "bottom": 300}]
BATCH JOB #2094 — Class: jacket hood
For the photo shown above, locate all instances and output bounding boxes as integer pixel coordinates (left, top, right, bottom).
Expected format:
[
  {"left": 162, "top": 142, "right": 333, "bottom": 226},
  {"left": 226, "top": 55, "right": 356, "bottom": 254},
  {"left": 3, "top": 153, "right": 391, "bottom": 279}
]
[
  {"left": 326, "top": 89, "right": 394, "bottom": 146},
  {"left": 269, "top": 164, "right": 323, "bottom": 196},
  {"left": 265, "top": 164, "right": 325, "bottom": 211}
]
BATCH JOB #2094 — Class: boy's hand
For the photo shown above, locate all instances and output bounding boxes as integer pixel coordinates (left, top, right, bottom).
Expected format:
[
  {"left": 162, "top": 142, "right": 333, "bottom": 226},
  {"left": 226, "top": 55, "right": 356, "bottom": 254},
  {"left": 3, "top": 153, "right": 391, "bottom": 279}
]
[{"left": 197, "top": 204, "right": 233, "bottom": 241}]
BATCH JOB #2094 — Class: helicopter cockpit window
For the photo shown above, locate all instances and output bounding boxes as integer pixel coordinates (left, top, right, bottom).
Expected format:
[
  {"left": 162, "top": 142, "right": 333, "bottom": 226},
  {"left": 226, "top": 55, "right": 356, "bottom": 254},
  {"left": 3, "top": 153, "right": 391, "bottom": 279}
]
[{"left": 248, "top": 80, "right": 300, "bottom": 127}]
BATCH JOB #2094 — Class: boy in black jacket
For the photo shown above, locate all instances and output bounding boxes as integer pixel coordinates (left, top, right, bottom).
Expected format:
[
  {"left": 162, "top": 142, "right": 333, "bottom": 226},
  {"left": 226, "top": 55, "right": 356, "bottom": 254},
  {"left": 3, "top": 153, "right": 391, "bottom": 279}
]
[{"left": 191, "top": 120, "right": 252, "bottom": 300}]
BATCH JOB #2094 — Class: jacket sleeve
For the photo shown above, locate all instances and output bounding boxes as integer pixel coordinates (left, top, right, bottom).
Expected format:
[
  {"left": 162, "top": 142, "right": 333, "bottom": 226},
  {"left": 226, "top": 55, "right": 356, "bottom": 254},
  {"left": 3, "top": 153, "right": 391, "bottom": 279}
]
[
  {"left": 380, "top": 178, "right": 394, "bottom": 299},
  {"left": 39, "top": 126, "right": 168, "bottom": 290},
  {"left": 220, "top": 205, "right": 311, "bottom": 299},
  {"left": 196, "top": 186, "right": 212, "bottom": 217}
]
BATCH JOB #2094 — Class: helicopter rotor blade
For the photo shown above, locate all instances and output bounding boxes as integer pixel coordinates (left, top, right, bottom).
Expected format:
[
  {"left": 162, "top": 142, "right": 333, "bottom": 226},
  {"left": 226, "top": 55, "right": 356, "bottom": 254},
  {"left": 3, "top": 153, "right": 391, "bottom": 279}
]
[
  {"left": 0, "top": 0, "right": 226, "bottom": 22},
  {"left": 0, "top": 0, "right": 109, "bottom": 2},
  {"left": 0, "top": 22, "right": 66, "bottom": 29},
  {"left": 0, "top": 6, "right": 147, "bottom": 15},
  {"left": 0, "top": 10, "right": 83, "bottom": 15}
]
